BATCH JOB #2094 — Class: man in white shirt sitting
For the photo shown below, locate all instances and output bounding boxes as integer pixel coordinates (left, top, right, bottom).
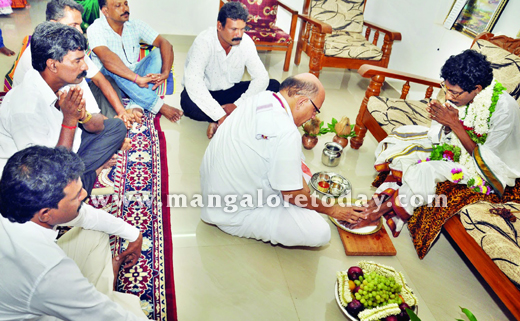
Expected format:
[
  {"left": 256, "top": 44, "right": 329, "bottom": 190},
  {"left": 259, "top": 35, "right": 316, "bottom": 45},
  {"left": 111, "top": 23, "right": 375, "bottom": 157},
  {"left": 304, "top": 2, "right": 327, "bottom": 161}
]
[
  {"left": 87, "top": 0, "right": 183, "bottom": 123},
  {"left": 12, "top": 0, "right": 139, "bottom": 127},
  {"left": 0, "top": 22, "right": 127, "bottom": 195},
  {"left": 0, "top": 145, "right": 147, "bottom": 320},
  {"left": 181, "top": 2, "right": 280, "bottom": 139}
]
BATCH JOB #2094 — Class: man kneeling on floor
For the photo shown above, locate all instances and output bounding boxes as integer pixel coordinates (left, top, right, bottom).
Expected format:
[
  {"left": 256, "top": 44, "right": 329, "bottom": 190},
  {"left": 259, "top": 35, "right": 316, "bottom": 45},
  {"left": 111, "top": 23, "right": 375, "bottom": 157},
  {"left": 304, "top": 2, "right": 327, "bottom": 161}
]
[
  {"left": 0, "top": 146, "right": 147, "bottom": 320},
  {"left": 0, "top": 21, "right": 127, "bottom": 195},
  {"left": 200, "top": 73, "right": 366, "bottom": 247}
]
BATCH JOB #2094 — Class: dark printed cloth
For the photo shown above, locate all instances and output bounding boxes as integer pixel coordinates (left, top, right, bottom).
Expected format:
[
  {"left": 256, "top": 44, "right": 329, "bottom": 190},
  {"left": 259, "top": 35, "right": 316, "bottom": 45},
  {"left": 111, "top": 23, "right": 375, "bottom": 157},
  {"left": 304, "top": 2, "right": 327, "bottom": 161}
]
[{"left": 373, "top": 172, "right": 520, "bottom": 259}]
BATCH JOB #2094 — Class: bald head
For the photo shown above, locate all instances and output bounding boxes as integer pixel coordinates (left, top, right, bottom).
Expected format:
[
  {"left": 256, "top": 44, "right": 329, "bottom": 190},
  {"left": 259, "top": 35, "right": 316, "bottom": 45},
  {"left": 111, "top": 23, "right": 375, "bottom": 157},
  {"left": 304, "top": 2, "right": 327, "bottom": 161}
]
[
  {"left": 279, "top": 73, "right": 325, "bottom": 127},
  {"left": 280, "top": 73, "right": 323, "bottom": 100}
]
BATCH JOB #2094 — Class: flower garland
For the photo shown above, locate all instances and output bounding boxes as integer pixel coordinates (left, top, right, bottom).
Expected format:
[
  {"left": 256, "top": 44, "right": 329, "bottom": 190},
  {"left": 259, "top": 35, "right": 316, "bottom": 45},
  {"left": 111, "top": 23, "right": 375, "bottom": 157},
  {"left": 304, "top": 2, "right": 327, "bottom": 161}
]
[
  {"left": 423, "top": 80, "right": 505, "bottom": 193},
  {"left": 459, "top": 79, "right": 506, "bottom": 144}
]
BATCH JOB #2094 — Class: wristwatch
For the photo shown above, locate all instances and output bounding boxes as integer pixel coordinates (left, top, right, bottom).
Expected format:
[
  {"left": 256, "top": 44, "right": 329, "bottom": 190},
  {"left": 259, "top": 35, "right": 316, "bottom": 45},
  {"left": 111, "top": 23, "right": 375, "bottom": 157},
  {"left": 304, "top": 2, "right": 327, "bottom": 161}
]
[{"left": 78, "top": 111, "right": 92, "bottom": 124}]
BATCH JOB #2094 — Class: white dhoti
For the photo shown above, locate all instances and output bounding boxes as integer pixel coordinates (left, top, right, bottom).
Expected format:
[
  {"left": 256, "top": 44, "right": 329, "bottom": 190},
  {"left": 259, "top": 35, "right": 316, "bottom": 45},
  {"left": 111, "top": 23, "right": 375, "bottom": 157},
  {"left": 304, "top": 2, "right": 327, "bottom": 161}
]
[
  {"left": 216, "top": 197, "right": 331, "bottom": 247},
  {"left": 57, "top": 228, "right": 147, "bottom": 319}
]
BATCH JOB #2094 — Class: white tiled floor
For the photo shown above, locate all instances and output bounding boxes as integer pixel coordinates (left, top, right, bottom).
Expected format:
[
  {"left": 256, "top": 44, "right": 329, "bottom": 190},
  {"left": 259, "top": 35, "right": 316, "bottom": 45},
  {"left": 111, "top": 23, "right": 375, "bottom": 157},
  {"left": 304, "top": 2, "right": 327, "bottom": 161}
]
[{"left": 0, "top": 2, "right": 513, "bottom": 320}]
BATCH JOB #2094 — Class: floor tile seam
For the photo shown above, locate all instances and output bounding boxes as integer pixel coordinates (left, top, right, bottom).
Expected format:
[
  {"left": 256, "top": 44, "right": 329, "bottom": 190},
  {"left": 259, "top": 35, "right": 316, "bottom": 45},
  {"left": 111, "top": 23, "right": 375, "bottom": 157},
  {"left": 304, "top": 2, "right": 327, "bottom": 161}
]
[{"left": 274, "top": 248, "right": 303, "bottom": 321}]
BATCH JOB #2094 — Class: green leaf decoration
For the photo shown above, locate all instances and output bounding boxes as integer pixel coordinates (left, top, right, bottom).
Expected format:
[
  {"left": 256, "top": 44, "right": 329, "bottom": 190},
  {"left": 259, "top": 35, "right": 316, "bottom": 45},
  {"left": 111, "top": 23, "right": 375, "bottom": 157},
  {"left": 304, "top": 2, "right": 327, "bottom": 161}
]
[
  {"left": 327, "top": 118, "right": 338, "bottom": 133},
  {"left": 460, "top": 307, "right": 477, "bottom": 321},
  {"left": 429, "top": 143, "right": 461, "bottom": 162},
  {"left": 406, "top": 308, "right": 422, "bottom": 321}
]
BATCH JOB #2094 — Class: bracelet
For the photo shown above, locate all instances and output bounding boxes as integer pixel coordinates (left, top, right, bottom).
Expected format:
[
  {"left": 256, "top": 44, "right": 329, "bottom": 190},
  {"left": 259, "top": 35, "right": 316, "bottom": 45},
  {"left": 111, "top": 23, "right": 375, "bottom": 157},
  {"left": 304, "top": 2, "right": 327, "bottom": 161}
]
[
  {"left": 78, "top": 111, "right": 92, "bottom": 124},
  {"left": 133, "top": 73, "right": 137, "bottom": 83},
  {"left": 62, "top": 124, "right": 77, "bottom": 130}
]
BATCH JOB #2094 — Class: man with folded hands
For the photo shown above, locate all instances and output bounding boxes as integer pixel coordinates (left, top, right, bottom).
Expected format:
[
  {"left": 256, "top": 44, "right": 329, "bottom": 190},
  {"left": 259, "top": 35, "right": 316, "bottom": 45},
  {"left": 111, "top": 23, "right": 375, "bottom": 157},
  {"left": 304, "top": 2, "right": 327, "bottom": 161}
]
[
  {"left": 0, "top": 146, "right": 147, "bottom": 320},
  {"left": 0, "top": 22, "right": 127, "bottom": 195},
  {"left": 200, "top": 73, "right": 365, "bottom": 247},
  {"left": 12, "top": 0, "right": 140, "bottom": 127}
]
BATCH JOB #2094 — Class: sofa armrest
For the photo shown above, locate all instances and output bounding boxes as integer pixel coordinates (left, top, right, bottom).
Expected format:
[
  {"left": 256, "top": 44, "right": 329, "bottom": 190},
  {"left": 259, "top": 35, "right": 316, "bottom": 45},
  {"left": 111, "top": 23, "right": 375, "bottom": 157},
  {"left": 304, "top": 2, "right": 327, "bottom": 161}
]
[
  {"left": 296, "top": 13, "right": 332, "bottom": 34},
  {"left": 363, "top": 20, "right": 402, "bottom": 42},
  {"left": 358, "top": 65, "right": 440, "bottom": 88}
]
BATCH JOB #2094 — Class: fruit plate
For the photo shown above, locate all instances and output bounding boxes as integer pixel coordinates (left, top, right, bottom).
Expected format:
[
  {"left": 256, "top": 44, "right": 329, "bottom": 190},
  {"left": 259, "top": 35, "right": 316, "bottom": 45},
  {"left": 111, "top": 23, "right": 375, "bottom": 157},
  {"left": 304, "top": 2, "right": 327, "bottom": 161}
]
[
  {"left": 335, "top": 261, "right": 419, "bottom": 321},
  {"left": 335, "top": 282, "right": 419, "bottom": 320},
  {"left": 330, "top": 217, "right": 383, "bottom": 235}
]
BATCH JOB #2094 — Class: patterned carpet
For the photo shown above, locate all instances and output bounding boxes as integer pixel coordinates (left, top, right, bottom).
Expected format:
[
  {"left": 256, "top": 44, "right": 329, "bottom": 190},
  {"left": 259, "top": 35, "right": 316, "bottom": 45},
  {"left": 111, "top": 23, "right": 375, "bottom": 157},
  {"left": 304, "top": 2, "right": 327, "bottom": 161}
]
[{"left": 89, "top": 111, "right": 176, "bottom": 321}]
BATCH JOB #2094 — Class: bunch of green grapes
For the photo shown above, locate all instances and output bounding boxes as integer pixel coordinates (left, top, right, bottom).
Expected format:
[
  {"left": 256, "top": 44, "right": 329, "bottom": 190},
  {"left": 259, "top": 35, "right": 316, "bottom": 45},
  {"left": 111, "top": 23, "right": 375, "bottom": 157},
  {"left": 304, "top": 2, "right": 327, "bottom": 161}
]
[{"left": 352, "top": 271, "right": 403, "bottom": 309}]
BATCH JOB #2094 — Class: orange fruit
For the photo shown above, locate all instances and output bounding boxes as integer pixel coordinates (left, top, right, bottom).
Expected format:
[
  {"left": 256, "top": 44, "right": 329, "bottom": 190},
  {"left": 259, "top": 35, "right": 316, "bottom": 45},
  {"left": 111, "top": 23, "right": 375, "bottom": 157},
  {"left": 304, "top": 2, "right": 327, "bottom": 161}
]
[{"left": 348, "top": 280, "right": 356, "bottom": 291}]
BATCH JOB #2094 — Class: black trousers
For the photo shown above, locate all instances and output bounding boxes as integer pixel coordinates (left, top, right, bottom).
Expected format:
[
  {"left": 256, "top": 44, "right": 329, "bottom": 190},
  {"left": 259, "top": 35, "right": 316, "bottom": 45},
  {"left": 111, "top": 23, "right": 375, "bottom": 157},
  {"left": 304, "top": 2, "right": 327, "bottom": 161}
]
[
  {"left": 88, "top": 75, "right": 124, "bottom": 119},
  {"left": 181, "top": 79, "right": 281, "bottom": 122},
  {"left": 77, "top": 118, "right": 127, "bottom": 195}
]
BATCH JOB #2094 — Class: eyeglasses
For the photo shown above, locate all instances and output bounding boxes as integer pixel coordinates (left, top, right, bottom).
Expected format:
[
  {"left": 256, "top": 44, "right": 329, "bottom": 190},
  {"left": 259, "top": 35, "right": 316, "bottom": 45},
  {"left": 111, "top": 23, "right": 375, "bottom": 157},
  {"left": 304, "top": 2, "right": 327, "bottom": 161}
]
[
  {"left": 441, "top": 81, "right": 465, "bottom": 99},
  {"left": 309, "top": 98, "right": 320, "bottom": 114}
]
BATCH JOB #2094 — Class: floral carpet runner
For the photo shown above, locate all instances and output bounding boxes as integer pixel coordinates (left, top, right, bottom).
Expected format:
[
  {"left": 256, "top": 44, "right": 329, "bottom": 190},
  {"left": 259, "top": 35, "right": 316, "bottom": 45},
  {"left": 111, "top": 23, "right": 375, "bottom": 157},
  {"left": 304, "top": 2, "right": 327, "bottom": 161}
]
[{"left": 89, "top": 111, "right": 176, "bottom": 321}]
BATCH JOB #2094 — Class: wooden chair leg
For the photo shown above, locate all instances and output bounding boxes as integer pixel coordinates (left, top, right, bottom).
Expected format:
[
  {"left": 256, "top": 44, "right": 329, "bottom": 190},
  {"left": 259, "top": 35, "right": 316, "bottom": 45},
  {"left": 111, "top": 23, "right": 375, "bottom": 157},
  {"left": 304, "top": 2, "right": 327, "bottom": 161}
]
[{"left": 283, "top": 43, "right": 293, "bottom": 72}]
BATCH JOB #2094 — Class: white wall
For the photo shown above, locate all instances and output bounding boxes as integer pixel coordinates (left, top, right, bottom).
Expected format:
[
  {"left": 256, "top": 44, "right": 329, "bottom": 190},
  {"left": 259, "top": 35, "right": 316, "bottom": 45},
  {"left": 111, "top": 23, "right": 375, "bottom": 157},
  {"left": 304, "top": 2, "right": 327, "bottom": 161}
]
[{"left": 131, "top": 0, "right": 520, "bottom": 81}]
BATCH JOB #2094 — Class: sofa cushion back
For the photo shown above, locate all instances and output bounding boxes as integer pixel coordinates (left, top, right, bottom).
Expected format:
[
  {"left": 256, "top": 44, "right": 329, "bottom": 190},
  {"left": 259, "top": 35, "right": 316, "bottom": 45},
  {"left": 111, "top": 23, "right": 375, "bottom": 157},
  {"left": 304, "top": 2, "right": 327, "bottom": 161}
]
[
  {"left": 471, "top": 40, "right": 520, "bottom": 106},
  {"left": 309, "top": 0, "right": 365, "bottom": 34}
]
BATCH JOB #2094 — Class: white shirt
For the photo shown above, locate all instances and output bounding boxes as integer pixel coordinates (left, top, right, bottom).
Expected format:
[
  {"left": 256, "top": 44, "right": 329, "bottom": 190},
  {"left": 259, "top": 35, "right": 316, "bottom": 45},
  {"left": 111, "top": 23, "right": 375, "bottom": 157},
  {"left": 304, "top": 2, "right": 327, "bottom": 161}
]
[
  {"left": 0, "top": 204, "right": 143, "bottom": 320},
  {"left": 11, "top": 44, "right": 101, "bottom": 115},
  {"left": 87, "top": 16, "right": 159, "bottom": 71},
  {"left": 182, "top": 27, "right": 269, "bottom": 121},
  {"left": 0, "top": 70, "right": 83, "bottom": 174},
  {"left": 200, "top": 91, "right": 303, "bottom": 225}
]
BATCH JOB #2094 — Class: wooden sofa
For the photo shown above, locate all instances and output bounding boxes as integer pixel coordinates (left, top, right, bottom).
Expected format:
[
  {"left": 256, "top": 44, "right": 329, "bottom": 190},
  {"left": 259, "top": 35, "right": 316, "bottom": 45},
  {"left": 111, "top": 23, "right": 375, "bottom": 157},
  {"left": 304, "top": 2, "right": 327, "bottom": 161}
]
[{"left": 350, "top": 32, "right": 520, "bottom": 318}]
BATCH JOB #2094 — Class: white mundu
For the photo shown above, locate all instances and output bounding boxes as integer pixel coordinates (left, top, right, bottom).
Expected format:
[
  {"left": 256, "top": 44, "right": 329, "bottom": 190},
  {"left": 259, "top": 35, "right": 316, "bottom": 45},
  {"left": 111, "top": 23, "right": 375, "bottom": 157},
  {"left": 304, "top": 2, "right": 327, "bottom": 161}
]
[{"left": 200, "top": 91, "right": 331, "bottom": 247}]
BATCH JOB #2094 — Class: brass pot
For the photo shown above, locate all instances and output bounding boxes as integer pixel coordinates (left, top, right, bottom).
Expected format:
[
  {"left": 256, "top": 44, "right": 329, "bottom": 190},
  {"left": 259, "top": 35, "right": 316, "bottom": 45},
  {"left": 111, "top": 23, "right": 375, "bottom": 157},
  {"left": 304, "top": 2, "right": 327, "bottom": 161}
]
[
  {"left": 302, "top": 134, "right": 318, "bottom": 149},
  {"left": 332, "top": 135, "right": 349, "bottom": 148}
]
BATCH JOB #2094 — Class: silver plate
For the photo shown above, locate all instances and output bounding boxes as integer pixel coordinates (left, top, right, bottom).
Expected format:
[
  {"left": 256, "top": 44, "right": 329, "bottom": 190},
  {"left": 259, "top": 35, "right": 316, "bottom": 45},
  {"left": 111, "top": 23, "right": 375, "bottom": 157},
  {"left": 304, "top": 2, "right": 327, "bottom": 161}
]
[{"left": 309, "top": 172, "right": 351, "bottom": 198}]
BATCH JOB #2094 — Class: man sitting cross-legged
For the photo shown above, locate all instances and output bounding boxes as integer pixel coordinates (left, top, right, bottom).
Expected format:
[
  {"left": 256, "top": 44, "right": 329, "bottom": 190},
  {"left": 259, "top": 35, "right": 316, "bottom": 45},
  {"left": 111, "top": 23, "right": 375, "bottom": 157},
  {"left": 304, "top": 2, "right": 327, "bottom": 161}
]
[
  {"left": 0, "top": 22, "right": 127, "bottom": 195},
  {"left": 0, "top": 145, "right": 147, "bottom": 320},
  {"left": 86, "top": 0, "right": 183, "bottom": 122},
  {"left": 12, "top": 0, "right": 140, "bottom": 128},
  {"left": 181, "top": 2, "right": 280, "bottom": 138}
]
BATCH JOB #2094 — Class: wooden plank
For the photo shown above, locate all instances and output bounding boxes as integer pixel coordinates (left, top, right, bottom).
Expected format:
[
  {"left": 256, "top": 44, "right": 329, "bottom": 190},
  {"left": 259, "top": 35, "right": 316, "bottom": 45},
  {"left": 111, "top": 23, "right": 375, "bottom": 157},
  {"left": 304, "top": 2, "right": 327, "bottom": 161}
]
[{"left": 337, "top": 225, "right": 396, "bottom": 256}]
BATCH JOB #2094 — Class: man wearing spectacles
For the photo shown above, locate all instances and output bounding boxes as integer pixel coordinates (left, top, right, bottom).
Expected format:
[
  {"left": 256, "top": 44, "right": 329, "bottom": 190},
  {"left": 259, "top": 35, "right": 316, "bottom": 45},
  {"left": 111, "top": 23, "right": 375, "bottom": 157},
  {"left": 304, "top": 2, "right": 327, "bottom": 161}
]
[
  {"left": 349, "top": 50, "right": 520, "bottom": 237},
  {"left": 200, "top": 73, "right": 365, "bottom": 247}
]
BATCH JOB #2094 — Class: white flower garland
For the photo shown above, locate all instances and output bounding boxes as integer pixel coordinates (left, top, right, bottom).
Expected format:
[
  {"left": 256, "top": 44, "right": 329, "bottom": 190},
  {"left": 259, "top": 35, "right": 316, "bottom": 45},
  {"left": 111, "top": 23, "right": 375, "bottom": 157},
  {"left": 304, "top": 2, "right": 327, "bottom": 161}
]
[
  {"left": 448, "top": 80, "right": 499, "bottom": 191},
  {"left": 459, "top": 79, "right": 496, "bottom": 135}
]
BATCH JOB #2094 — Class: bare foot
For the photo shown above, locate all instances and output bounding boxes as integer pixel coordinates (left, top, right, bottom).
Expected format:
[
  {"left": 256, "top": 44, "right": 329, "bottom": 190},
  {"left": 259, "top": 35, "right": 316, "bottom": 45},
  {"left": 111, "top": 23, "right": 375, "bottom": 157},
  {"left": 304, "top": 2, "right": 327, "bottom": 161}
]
[
  {"left": 206, "top": 122, "right": 218, "bottom": 139},
  {"left": 348, "top": 197, "right": 393, "bottom": 229},
  {"left": 120, "top": 138, "right": 132, "bottom": 151},
  {"left": 0, "top": 46, "right": 15, "bottom": 56},
  {"left": 160, "top": 104, "right": 183, "bottom": 122},
  {"left": 95, "top": 154, "right": 118, "bottom": 176},
  {"left": 112, "top": 256, "right": 123, "bottom": 290}
]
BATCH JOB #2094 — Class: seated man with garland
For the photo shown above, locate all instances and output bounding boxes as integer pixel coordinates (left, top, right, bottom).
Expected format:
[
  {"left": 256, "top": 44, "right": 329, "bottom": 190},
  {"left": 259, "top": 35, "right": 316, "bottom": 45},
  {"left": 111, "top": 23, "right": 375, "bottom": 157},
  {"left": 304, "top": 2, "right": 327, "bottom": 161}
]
[{"left": 349, "top": 50, "right": 520, "bottom": 235}]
